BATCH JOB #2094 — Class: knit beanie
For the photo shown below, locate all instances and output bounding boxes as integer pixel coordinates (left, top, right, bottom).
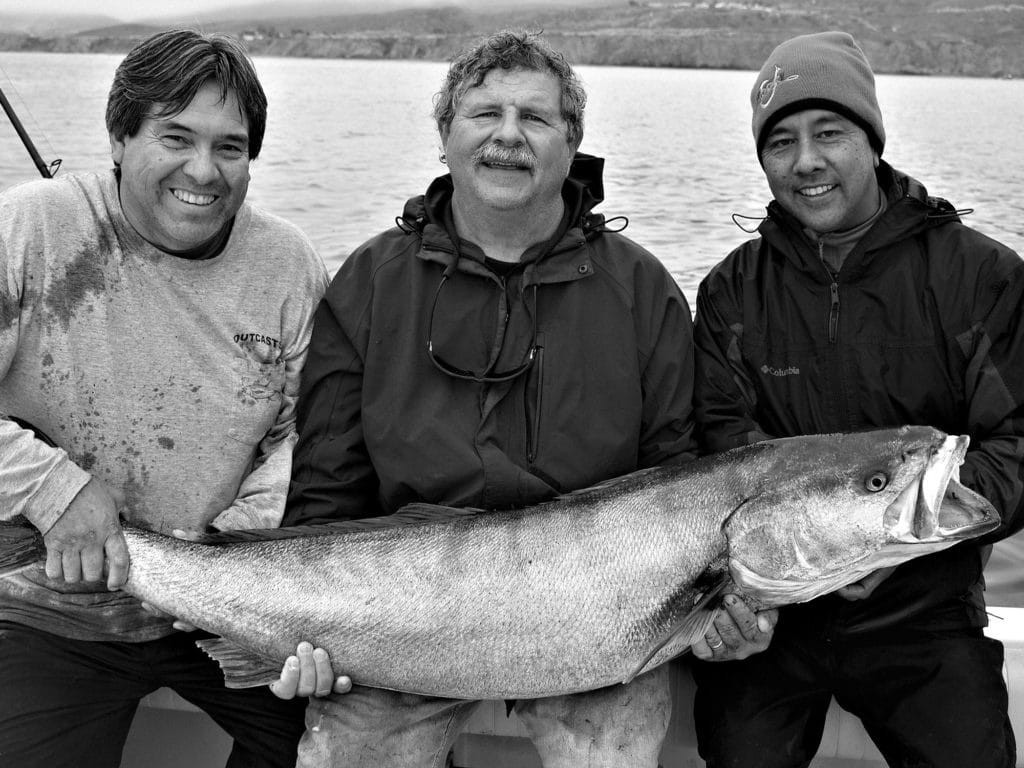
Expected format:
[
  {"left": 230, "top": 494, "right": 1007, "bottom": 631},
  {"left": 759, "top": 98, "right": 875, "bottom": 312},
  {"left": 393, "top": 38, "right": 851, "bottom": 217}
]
[{"left": 751, "top": 31, "right": 885, "bottom": 160}]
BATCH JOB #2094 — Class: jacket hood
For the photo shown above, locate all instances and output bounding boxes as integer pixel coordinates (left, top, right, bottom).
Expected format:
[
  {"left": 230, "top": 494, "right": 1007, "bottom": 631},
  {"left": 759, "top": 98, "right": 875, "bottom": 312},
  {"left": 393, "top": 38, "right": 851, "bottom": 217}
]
[{"left": 399, "top": 152, "right": 610, "bottom": 238}]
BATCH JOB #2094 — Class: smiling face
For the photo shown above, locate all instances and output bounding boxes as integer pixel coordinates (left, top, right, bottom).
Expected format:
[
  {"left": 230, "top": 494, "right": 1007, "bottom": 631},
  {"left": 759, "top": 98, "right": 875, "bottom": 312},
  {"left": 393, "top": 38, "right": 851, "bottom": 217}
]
[
  {"left": 441, "top": 67, "right": 576, "bottom": 218},
  {"left": 760, "top": 108, "right": 881, "bottom": 235},
  {"left": 110, "top": 80, "right": 251, "bottom": 252}
]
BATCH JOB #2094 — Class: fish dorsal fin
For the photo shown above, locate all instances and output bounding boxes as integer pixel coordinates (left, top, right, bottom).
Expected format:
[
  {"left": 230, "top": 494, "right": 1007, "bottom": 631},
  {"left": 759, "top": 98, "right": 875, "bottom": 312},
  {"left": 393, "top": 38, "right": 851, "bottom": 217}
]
[
  {"left": 195, "top": 637, "right": 282, "bottom": 689},
  {"left": 184, "top": 504, "right": 483, "bottom": 545},
  {"left": 623, "top": 575, "right": 730, "bottom": 683},
  {"left": 551, "top": 466, "right": 664, "bottom": 503}
]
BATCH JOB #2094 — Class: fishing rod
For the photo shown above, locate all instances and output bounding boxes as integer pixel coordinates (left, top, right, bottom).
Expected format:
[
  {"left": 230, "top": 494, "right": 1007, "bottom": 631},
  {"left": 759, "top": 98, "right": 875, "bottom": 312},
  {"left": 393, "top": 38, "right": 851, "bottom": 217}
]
[{"left": 0, "top": 83, "right": 58, "bottom": 179}]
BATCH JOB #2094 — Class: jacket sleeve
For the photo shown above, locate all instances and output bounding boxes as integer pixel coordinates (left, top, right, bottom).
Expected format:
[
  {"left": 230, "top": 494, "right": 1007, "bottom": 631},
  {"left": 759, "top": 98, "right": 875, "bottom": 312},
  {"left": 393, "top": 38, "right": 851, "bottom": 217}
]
[
  {"left": 636, "top": 267, "right": 698, "bottom": 468},
  {"left": 286, "top": 257, "right": 381, "bottom": 526},
  {"left": 211, "top": 249, "right": 329, "bottom": 532},
  {"left": 693, "top": 265, "right": 774, "bottom": 454},
  {"left": 956, "top": 250, "right": 1024, "bottom": 542}
]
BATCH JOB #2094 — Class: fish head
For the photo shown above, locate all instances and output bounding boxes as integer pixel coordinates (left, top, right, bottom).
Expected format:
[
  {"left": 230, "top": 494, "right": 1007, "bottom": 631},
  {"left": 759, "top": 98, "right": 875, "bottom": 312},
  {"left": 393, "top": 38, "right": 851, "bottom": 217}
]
[{"left": 722, "top": 426, "right": 1000, "bottom": 605}]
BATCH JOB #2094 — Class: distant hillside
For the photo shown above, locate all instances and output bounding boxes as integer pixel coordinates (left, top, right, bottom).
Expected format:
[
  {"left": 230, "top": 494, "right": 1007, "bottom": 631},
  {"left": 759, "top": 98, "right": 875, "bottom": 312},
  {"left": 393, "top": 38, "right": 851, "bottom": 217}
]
[
  {"left": 1, "top": 1, "right": 1022, "bottom": 78},
  {"left": 0, "top": 11, "right": 121, "bottom": 35}
]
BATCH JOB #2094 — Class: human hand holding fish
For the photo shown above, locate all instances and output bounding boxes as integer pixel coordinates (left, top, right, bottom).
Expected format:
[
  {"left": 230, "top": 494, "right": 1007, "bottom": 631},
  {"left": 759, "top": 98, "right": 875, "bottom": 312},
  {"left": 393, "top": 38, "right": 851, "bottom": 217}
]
[
  {"left": 693, "top": 595, "right": 778, "bottom": 661},
  {"left": 43, "top": 477, "right": 128, "bottom": 590},
  {"left": 835, "top": 565, "right": 897, "bottom": 601},
  {"left": 269, "top": 642, "right": 353, "bottom": 699}
]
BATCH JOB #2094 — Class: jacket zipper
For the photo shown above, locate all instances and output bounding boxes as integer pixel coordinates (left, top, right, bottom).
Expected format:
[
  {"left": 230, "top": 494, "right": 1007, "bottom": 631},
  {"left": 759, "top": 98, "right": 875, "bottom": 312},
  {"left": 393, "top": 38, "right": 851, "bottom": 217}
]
[
  {"left": 828, "top": 282, "right": 840, "bottom": 343},
  {"left": 819, "top": 241, "right": 841, "bottom": 344},
  {"left": 526, "top": 341, "right": 544, "bottom": 463}
]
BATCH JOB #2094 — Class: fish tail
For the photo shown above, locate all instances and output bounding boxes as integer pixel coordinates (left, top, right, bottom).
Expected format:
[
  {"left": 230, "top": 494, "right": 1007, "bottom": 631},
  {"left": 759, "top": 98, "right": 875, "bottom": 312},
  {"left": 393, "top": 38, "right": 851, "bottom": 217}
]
[{"left": 0, "top": 519, "right": 45, "bottom": 575}]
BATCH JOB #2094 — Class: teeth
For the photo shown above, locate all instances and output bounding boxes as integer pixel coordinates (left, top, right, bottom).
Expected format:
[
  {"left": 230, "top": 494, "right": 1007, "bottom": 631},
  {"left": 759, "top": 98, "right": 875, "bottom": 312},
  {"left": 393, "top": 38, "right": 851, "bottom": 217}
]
[
  {"left": 799, "top": 185, "right": 834, "bottom": 197},
  {"left": 173, "top": 189, "right": 216, "bottom": 206}
]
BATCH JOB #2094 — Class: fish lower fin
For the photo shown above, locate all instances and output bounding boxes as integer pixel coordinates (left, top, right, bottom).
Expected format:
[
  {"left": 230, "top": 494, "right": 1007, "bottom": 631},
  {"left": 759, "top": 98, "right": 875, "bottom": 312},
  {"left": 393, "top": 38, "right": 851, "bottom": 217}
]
[
  {"left": 195, "top": 638, "right": 282, "bottom": 689},
  {"left": 0, "top": 519, "right": 44, "bottom": 576},
  {"left": 623, "top": 577, "right": 730, "bottom": 684}
]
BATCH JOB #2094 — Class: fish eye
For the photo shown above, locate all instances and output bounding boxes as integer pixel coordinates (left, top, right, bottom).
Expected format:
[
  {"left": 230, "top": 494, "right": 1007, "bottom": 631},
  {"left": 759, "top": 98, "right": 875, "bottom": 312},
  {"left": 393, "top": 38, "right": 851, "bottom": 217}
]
[{"left": 865, "top": 472, "right": 889, "bottom": 492}]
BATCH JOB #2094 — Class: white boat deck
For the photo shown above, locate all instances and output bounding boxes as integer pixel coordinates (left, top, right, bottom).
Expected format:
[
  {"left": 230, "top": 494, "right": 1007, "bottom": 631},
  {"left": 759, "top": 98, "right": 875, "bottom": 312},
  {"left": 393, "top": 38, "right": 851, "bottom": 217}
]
[{"left": 120, "top": 606, "right": 1024, "bottom": 768}]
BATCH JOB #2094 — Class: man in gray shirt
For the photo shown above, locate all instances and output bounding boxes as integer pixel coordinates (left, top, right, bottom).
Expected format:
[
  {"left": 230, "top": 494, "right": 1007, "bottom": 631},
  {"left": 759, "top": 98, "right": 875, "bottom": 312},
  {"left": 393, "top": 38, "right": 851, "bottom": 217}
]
[{"left": 0, "top": 29, "right": 327, "bottom": 768}]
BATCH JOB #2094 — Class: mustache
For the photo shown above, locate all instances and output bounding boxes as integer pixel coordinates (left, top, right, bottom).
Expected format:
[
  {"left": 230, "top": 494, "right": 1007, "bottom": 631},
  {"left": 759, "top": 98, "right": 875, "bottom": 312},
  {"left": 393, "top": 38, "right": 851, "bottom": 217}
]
[{"left": 471, "top": 144, "right": 536, "bottom": 169}]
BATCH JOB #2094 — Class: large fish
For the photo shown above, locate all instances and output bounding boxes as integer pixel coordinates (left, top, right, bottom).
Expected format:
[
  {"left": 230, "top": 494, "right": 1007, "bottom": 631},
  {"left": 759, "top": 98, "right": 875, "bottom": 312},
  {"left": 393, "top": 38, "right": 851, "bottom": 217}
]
[{"left": 0, "top": 426, "right": 999, "bottom": 700}]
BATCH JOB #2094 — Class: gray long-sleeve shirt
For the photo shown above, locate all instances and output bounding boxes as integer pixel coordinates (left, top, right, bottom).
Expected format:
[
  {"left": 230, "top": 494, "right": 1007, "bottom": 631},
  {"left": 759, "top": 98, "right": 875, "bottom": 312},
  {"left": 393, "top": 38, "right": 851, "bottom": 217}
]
[{"left": 0, "top": 171, "right": 327, "bottom": 641}]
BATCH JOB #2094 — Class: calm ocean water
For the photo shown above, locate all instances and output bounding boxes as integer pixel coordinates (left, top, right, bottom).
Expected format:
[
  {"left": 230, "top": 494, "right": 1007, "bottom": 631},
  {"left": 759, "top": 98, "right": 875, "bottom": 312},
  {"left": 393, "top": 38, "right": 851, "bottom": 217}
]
[{"left": 2, "top": 52, "right": 1023, "bottom": 605}]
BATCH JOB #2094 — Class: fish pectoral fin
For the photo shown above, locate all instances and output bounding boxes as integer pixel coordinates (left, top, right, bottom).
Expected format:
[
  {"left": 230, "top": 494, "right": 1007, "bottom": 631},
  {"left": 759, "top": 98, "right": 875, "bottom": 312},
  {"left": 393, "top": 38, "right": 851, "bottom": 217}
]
[
  {"left": 553, "top": 466, "right": 663, "bottom": 502},
  {"left": 392, "top": 503, "right": 486, "bottom": 520},
  {"left": 195, "top": 638, "right": 282, "bottom": 690},
  {"left": 623, "top": 579, "right": 728, "bottom": 684}
]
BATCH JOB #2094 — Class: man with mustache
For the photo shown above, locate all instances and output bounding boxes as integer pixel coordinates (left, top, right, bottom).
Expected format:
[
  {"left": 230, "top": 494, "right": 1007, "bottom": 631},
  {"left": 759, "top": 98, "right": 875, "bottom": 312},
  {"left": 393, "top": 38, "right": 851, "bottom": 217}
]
[
  {"left": 692, "top": 31, "right": 1022, "bottom": 768},
  {"left": 0, "top": 29, "right": 327, "bottom": 768},
  {"left": 274, "top": 28, "right": 712, "bottom": 768}
]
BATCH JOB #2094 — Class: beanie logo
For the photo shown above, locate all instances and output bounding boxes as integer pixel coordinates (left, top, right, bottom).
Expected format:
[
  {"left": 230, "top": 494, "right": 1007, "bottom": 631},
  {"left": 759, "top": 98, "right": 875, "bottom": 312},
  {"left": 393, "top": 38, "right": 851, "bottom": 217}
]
[{"left": 757, "top": 65, "right": 800, "bottom": 109}]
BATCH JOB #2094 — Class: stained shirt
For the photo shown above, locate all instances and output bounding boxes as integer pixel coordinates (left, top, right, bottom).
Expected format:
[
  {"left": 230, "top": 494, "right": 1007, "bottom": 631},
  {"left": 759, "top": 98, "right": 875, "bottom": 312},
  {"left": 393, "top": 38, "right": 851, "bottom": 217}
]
[{"left": 0, "top": 171, "right": 328, "bottom": 641}]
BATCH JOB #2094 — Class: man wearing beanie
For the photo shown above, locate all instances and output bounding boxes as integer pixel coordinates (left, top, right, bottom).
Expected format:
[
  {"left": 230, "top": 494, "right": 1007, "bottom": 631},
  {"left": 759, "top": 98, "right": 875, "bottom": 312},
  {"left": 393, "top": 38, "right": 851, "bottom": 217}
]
[{"left": 691, "top": 30, "right": 1022, "bottom": 767}]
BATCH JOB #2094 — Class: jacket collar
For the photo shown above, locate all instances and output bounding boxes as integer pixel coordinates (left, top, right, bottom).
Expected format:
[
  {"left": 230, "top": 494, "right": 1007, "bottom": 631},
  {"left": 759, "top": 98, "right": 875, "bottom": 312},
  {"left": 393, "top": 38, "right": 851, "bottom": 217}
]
[
  {"left": 400, "top": 152, "right": 611, "bottom": 270},
  {"left": 760, "top": 161, "right": 962, "bottom": 273}
]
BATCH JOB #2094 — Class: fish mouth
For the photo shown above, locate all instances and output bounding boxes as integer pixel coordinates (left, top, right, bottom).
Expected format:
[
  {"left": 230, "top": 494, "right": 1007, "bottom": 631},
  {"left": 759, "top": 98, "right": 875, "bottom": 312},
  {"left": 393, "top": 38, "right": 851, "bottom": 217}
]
[{"left": 886, "top": 435, "right": 1000, "bottom": 542}]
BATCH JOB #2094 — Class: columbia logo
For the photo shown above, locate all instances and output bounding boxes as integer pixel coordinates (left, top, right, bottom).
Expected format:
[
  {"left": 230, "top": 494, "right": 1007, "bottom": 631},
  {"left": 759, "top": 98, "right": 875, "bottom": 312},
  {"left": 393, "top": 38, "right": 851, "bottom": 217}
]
[{"left": 761, "top": 364, "right": 800, "bottom": 377}]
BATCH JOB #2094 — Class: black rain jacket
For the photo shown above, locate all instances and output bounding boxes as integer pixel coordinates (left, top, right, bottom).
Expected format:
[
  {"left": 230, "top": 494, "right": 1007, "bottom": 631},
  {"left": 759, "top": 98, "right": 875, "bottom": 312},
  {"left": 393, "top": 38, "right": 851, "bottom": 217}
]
[
  {"left": 695, "top": 161, "right": 1024, "bottom": 633},
  {"left": 288, "top": 154, "right": 697, "bottom": 524}
]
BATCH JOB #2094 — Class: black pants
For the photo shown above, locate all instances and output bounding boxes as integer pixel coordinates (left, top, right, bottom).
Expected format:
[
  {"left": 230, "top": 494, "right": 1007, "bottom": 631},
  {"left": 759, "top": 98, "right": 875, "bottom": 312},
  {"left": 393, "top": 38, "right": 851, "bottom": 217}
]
[
  {"left": 691, "top": 622, "right": 1015, "bottom": 768},
  {"left": 0, "top": 621, "right": 308, "bottom": 768}
]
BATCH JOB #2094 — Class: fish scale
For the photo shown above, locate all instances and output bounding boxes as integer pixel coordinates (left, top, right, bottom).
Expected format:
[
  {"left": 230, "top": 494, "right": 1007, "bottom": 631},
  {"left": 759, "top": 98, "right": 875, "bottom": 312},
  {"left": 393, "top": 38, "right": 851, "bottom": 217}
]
[{"left": 0, "top": 425, "right": 999, "bottom": 700}]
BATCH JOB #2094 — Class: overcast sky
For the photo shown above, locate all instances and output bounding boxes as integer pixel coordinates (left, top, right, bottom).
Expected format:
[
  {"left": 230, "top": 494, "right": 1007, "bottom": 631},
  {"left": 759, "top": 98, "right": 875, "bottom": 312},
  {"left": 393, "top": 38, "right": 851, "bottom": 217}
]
[
  {"left": 0, "top": 0, "right": 254, "bottom": 20},
  {"left": 0, "top": 0, "right": 452, "bottom": 21}
]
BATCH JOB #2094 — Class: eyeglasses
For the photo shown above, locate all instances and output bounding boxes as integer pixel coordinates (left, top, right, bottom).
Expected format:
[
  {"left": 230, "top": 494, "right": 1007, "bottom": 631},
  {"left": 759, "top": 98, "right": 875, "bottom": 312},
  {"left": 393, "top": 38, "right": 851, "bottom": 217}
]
[{"left": 426, "top": 270, "right": 538, "bottom": 384}]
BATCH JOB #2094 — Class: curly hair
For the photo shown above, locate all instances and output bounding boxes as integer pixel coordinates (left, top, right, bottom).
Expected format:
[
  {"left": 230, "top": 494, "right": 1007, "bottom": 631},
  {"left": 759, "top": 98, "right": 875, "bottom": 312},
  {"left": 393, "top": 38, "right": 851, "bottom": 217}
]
[
  {"left": 432, "top": 29, "right": 586, "bottom": 147},
  {"left": 106, "top": 29, "right": 267, "bottom": 159}
]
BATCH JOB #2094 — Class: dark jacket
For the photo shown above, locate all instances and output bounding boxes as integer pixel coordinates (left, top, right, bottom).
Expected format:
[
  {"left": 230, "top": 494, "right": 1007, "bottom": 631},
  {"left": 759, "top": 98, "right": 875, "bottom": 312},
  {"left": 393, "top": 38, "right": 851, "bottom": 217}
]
[
  {"left": 287, "top": 154, "right": 697, "bottom": 524},
  {"left": 695, "top": 162, "right": 1024, "bottom": 633}
]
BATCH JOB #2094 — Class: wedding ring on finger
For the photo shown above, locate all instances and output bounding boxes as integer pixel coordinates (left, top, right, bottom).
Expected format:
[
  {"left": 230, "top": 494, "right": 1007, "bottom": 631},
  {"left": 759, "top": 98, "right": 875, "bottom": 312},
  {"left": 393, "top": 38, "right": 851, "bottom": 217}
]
[{"left": 707, "top": 635, "right": 724, "bottom": 650}]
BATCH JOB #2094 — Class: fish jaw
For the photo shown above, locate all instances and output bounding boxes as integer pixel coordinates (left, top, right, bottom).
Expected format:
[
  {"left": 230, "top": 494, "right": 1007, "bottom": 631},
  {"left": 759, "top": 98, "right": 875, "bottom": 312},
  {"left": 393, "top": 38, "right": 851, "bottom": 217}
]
[
  {"left": 885, "top": 434, "right": 998, "bottom": 543},
  {"left": 725, "top": 429, "right": 1000, "bottom": 606}
]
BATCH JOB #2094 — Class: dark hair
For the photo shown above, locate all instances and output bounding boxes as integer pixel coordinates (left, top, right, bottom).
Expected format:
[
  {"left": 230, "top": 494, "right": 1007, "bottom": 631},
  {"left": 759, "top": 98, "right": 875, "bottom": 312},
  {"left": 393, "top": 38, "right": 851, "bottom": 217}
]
[
  {"left": 433, "top": 29, "right": 586, "bottom": 147},
  {"left": 106, "top": 29, "right": 268, "bottom": 159}
]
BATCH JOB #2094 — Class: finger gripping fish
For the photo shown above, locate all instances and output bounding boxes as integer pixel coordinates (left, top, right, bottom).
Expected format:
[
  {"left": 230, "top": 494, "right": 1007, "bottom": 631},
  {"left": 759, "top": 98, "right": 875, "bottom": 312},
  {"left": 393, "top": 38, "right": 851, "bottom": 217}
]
[{"left": 0, "top": 426, "right": 998, "bottom": 699}]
